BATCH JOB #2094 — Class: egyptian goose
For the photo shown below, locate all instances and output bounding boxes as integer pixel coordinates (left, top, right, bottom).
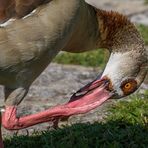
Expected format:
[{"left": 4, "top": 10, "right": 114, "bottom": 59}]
[{"left": 0, "top": 0, "right": 147, "bottom": 147}]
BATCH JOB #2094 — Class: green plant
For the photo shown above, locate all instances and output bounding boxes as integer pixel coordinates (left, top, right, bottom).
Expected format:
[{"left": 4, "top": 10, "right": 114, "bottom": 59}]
[
  {"left": 145, "top": 0, "right": 148, "bottom": 4},
  {"left": 54, "top": 49, "right": 109, "bottom": 67},
  {"left": 137, "top": 25, "right": 148, "bottom": 45}
]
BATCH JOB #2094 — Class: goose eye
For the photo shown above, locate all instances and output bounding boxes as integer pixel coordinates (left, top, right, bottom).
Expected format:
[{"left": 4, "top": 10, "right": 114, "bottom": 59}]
[
  {"left": 124, "top": 83, "right": 132, "bottom": 89},
  {"left": 121, "top": 79, "right": 137, "bottom": 96}
]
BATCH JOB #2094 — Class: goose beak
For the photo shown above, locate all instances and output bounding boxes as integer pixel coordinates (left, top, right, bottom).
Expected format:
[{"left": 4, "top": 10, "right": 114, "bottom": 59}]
[
  {"left": 63, "top": 77, "right": 113, "bottom": 114},
  {"left": 51, "top": 77, "right": 113, "bottom": 126}
]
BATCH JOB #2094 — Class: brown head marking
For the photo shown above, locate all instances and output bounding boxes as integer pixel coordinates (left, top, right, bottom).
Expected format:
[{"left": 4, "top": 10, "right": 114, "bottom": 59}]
[{"left": 95, "top": 9, "right": 142, "bottom": 52}]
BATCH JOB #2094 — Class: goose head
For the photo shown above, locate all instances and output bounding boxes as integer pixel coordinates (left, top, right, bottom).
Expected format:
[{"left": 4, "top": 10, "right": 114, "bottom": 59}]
[
  {"left": 68, "top": 47, "right": 147, "bottom": 113},
  {"left": 65, "top": 4, "right": 147, "bottom": 113}
]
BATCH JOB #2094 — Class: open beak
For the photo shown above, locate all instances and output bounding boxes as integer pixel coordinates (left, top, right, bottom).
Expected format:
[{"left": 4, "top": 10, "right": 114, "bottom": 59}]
[
  {"left": 61, "top": 77, "right": 113, "bottom": 115},
  {"left": 43, "top": 75, "right": 114, "bottom": 127},
  {"left": 44, "top": 77, "right": 114, "bottom": 127}
]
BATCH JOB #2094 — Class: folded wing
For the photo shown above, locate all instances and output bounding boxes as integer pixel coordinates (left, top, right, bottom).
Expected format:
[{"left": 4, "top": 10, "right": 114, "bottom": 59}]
[{"left": 0, "top": 0, "right": 51, "bottom": 23}]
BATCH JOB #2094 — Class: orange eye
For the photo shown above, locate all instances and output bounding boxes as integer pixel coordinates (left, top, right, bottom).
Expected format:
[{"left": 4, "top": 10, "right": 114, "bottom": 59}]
[
  {"left": 121, "top": 79, "right": 137, "bottom": 96},
  {"left": 124, "top": 83, "right": 132, "bottom": 89}
]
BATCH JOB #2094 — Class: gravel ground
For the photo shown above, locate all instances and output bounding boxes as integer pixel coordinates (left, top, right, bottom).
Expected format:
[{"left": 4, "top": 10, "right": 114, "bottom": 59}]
[{"left": 1, "top": 0, "right": 148, "bottom": 137}]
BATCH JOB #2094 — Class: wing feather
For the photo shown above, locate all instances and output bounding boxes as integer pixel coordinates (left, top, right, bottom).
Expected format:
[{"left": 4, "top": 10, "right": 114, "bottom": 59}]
[{"left": 0, "top": 0, "right": 51, "bottom": 23}]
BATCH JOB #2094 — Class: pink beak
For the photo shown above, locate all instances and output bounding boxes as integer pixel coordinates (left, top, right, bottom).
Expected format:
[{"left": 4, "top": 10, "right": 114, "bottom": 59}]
[
  {"left": 64, "top": 77, "right": 112, "bottom": 113},
  {"left": 1, "top": 77, "right": 113, "bottom": 130},
  {"left": 54, "top": 77, "right": 113, "bottom": 120}
]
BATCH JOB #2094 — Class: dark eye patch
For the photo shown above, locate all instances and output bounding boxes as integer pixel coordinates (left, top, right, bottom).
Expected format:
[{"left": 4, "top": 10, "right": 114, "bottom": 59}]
[{"left": 120, "top": 79, "right": 137, "bottom": 96}]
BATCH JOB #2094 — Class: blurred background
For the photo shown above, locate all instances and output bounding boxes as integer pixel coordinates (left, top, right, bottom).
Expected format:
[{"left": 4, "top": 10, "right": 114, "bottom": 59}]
[{"left": 1, "top": 0, "right": 148, "bottom": 147}]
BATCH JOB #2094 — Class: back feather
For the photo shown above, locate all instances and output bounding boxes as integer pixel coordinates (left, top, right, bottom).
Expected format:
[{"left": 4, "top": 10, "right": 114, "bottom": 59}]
[{"left": 0, "top": 0, "right": 51, "bottom": 23}]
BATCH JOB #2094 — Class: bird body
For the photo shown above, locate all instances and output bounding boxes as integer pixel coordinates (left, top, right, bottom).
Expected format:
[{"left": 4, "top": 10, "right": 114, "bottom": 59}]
[{"left": 0, "top": 0, "right": 99, "bottom": 89}]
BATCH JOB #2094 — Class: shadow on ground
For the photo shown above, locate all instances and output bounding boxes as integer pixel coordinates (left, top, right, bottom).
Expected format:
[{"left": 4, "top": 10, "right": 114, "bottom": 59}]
[{"left": 4, "top": 120, "right": 148, "bottom": 148}]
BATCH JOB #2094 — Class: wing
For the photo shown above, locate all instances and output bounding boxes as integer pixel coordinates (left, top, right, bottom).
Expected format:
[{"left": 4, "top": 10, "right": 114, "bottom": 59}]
[{"left": 0, "top": 0, "right": 51, "bottom": 23}]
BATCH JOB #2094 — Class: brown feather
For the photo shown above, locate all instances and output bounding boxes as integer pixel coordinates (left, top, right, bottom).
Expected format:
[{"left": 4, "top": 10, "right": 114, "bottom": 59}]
[
  {"left": 0, "top": 0, "right": 15, "bottom": 23},
  {"left": 96, "top": 9, "right": 140, "bottom": 51},
  {"left": 0, "top": 0, "right": 50, "bottom": 23}
]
